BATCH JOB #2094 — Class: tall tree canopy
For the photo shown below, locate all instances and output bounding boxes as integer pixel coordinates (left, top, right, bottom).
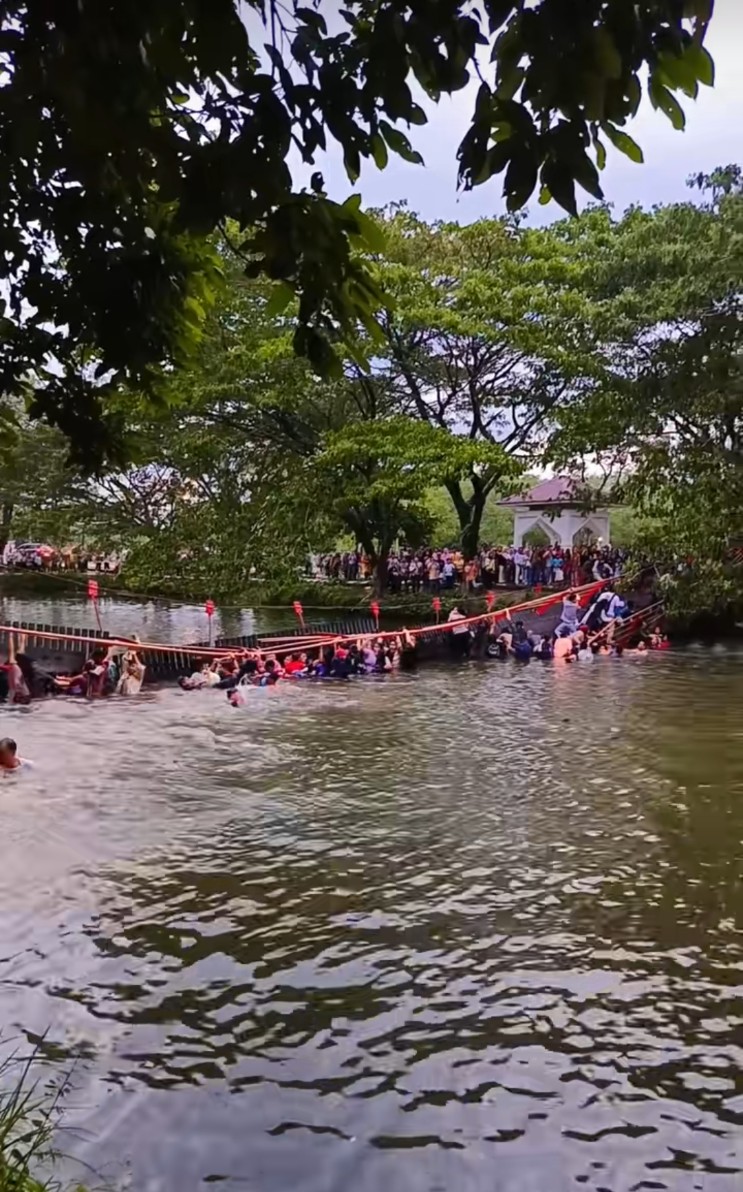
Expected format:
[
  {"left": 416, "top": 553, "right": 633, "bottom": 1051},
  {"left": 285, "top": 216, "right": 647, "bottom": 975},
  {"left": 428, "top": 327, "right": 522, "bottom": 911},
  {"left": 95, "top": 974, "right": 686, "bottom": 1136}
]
[
  {"left": 364, "top": 207, "right": 603, "bottom": 554},
  {"left": 0, "top": 0, "right": 716, "bottom": 463},
  {"left": 551, "top": 168, "right": 743, "bottom": 615}
]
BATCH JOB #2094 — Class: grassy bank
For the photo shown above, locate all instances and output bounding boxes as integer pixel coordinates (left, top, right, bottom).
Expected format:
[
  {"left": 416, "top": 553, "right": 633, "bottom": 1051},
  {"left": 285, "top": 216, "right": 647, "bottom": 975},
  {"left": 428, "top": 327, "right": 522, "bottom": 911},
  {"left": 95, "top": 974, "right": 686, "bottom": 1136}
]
[
  {"left": 0, "top": 568, "right": 530, "bottom": 618},
  {"left": 0, "top": 1052, "right": 84, "bottom": 1192}
]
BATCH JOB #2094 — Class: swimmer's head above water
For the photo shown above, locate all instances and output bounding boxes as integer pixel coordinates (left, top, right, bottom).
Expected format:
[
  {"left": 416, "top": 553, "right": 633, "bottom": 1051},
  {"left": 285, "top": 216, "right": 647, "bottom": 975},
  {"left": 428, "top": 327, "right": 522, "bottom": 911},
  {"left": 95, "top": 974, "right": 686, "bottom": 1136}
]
[{"left": 0, "top": 738, "right": 19, "bottom": 769}]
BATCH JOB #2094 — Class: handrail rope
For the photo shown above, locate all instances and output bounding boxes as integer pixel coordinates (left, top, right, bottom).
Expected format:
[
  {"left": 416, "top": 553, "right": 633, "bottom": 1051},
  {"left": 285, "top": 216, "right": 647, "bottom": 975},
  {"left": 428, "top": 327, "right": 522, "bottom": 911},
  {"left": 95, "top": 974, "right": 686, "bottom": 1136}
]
[
  {"left": 587, "top": 601, "right": 665, "bottom": 648},
  {"left": 0, "top": 577, "right": 645, "bottom": 660}
]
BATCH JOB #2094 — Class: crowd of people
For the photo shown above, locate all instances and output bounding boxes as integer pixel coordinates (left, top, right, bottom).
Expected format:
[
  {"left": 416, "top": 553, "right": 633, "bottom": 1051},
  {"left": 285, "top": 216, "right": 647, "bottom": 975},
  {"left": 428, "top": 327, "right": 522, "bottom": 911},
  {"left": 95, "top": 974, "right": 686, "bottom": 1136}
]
[
  {"left": 175, "top": 581, "right": 665, "bottom": 704},
  {"left": 179, "top": 630, "right": 421, "bottom": 706},
  {"left": 309, "top": 544, "right": 627, "bottom": 593},
  {"left": 0, "top": 569, "right": 664, "bottom": 720},
  {"left": 0, "top": 576, "right": 666, "bottom": 773},
  {"left": 1, "top": 540, "right": 123, "bottom": 573},
  {"left": 0, "top": 634, "right": 145, "bottom": 704}
]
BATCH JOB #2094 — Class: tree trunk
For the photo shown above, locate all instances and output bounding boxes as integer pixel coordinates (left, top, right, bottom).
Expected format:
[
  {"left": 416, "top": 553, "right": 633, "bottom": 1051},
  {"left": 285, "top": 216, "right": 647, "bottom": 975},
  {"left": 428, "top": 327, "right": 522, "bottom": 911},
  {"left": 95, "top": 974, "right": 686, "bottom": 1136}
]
[
  {"left": 461, "top": 499, "right": 485, "bottom": 559},
  {"left": 372, "top": 552, "right": 389, "bottom": 598},
  {"left": 445, "top": 479, "right": 486, "bottom": 559},
  {"left": 0, "top": 502, "right": 14, "bottom": 555}
]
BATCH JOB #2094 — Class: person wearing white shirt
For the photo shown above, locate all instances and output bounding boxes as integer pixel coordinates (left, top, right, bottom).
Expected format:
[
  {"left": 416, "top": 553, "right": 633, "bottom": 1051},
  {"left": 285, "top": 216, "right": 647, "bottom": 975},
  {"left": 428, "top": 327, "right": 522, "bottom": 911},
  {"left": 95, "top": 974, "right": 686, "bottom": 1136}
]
[{"left": 447, "top": 607, "right": 471, "bottom": 657}]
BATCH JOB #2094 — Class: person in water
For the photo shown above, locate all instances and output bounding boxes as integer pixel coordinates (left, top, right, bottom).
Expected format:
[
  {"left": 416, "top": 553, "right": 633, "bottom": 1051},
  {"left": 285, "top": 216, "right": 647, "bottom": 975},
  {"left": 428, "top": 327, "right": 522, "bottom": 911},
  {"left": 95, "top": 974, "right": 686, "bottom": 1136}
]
[
  {"left": 555, "top": 591, "right": 580, "bottom": 638},
  {"left": 511, "top": 621, "right": 533, "bottom": 661},
  {"left": 447, "top": 606, "right": 471, "bottom": 657},
  {"left": 553, "top": 624, "right": 574, "bottom": 661},
  {"left": 283, "top": 652, "right": 307, "bottom": 676},
  {"left": 580, "top": 583, "right": 624, "bottom": 633},
  {"left": 1, "top": 633, "right": 32, "bottom": 704},
  {"left": 397, "top": 629, "right": 418, "bottom": 671},
  {"left": 0, "top": 737, "right": 32, "bottom": 773},
  {"left": 258, "top": 660, "right": 280, "bottom": 686},
  {"left": 59, "top": 646, "right": 112, "bottom": 697},
  {"left": 116, "top": 638, "right": 146, "bottom": 695}
]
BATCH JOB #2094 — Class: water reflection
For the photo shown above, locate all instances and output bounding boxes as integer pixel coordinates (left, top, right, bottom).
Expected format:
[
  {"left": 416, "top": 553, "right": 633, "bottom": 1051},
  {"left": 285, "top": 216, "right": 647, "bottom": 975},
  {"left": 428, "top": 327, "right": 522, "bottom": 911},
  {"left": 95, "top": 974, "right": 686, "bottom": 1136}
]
[
  {"left": 0, "top": 653, "right": 741, "bottom": 1190},
  {"left": 0, "top": 590, "right": 258, "bottom": 643}
]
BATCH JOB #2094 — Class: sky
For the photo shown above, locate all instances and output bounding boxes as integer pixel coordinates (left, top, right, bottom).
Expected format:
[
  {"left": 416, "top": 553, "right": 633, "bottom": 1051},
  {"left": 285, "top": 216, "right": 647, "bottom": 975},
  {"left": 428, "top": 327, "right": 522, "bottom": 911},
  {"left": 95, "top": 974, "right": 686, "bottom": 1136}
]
[{"left": 309, "top": 0, "right": 743, "bottom": 225}]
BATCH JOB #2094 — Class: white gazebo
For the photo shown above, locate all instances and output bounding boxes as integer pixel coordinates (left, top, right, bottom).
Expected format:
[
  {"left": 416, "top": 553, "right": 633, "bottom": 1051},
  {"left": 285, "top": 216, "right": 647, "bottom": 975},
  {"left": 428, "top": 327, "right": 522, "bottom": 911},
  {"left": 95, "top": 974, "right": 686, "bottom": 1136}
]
[{"left": 498, "top": 476, "right": 610, "bottom": 548}]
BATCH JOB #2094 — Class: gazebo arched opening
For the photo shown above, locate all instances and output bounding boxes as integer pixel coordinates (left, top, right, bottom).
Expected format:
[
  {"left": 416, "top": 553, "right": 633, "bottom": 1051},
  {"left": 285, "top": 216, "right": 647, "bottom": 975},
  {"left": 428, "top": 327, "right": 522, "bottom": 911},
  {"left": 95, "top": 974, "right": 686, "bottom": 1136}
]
[
  {"left": 522, "top": 525, "right": 552, "bottom": 548},
  {"left": 572, "top": 519, "right": 606, "bottom": 547}
]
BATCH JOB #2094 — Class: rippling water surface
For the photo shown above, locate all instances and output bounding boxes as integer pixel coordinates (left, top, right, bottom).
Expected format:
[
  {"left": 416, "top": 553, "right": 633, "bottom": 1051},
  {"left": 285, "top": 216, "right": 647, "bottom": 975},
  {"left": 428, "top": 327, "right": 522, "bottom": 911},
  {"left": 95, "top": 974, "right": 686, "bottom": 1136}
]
[{"left": 1, "top": 636, "right": 742, "bottom": 1191}]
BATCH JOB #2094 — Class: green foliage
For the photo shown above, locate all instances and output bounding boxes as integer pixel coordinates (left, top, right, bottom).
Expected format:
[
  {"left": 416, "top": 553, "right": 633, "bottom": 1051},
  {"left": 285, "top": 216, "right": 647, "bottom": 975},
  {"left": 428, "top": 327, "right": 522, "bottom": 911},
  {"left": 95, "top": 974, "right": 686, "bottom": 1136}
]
[
  {"left": 606, "top": 505, "right": 645, "bottom": 548},
  {"left": 424, "top": 487, "right": 514, "bottom": 547},
  {"left": 0, "top": 1049, "right": 83, "bottom": 1192},
  {"left": 293, "top": 416, "right": 522, "bottom": 592},
  {"left": 0, "top": 406, "right": 87, "bottom": 550},
  {"left": 6, "top": 166, "right": 742, "bottom": 624},
  {"left": 363, "top": 206, "right": 604, "bottom": 553},
  {"left": 550, "top": 171, "right": 743, "bottom": 616},
  {"left": 0, "top": 1, "right": 715, "bottom": 463}
]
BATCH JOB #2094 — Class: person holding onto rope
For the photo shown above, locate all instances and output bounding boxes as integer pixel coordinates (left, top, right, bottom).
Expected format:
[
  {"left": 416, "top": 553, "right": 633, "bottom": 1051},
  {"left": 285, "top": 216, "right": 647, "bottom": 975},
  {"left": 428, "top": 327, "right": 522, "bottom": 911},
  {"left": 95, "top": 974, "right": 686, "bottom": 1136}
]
[
  {"left": 0, "top": 633, "right": 32, "bottom": 704},
  {"left": 447, "top": 606, "right": 471, "bottom": 658},
  {"left": 555, "top": 591, "right": 580, "bottom": 638},
  {"left": 580, "top": 583, "right": 624, "bottom": 634},
  {"left": 116, "top": 635, "right": 146, "bottom": 695}
]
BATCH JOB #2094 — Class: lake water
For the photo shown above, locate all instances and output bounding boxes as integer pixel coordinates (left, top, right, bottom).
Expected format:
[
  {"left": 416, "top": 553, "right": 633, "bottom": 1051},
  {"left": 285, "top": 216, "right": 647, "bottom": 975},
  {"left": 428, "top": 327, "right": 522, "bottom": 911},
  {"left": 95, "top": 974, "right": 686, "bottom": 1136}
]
[{"left": 0, "top": 596, "right": 742, "bottom": 1191}]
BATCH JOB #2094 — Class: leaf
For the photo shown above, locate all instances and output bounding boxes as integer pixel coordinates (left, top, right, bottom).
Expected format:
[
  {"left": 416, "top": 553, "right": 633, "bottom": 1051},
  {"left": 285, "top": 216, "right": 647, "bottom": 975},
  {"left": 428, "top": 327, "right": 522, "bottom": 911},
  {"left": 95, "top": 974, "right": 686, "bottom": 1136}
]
[
  {"left": 407, "top": 103, "right": 428, "bottom": 126},
  {"left": 295, "top": 7, "right": 327, "bottom": 34},
  {"left": 378, "top": 121, "right": 425, "bottom": 165},
  {"left": 504, "top": 149, "right": 538, "bottom": 210},
  {"left": 496, "top": 65, "right": 525, "bottom": 102},
  {"left": 626, "top": 74, "right": 642, "bottom": 116},
  {"left": 592, "top": 130, "right": 607, "bottom": 171},
  {"left": 685, "top": 43, "right": 715, "bottom": 87},
  {"left": 471, "top": 140, "right": 512, "bottom": 185},
  {"left": 682, "top": 0, "right": 713, "bottom": 19},
  {"left": 371, "top": 132, "right": 389, "bottom": 169},
  {"left": 657, "top": 50, "right": 699, "bottom": 99},
  {"left": 265, "top": 281, "right": 294, "bottom": 317},
  {"left": 649, "top": 78, "right": 686, "bottom": 130},
  {"left": 343, "top": 144, "right": 361, "bottom": 182},
  {"left": 594, "top": 28, "right": 622, "bottom": 80},
  {"left": 569, "top": 150, "right": 604, "bottom": 201},
  {"left": 540, "top": 160, "right": 577, "bottom": 216},
  {"left": 602, "top": 124, "right": 644, "bottom": 164},
  {"left": 353, "top": 210, "right": 387, "bottom": 254}
]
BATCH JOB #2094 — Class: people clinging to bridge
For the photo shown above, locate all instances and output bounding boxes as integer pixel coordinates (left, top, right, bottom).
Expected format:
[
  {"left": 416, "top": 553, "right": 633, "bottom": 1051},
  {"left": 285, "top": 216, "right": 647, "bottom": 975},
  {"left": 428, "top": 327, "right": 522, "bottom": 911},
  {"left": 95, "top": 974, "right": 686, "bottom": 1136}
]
[{"left": 0, "top": 632, "right": 32, "bottom": 704}]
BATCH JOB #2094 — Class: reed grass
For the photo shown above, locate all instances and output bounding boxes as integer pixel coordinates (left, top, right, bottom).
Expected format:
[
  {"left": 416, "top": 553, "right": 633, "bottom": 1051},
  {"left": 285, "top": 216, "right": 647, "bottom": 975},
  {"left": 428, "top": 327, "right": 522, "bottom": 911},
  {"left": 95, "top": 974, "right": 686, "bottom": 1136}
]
[{"left": 0, "top": 1050, "right": 84, "bottom": 1192}]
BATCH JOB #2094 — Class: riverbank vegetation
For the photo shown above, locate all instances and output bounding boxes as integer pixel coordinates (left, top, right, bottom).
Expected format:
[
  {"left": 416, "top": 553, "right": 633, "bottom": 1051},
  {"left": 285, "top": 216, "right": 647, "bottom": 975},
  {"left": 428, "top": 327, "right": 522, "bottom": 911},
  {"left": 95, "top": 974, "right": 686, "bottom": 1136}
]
[
  {"left": 0, "top": 1051, "right": 83, "bottom": 1192},
  {"left": 2, "top": 168, "right": 741, "bottom": 620}
]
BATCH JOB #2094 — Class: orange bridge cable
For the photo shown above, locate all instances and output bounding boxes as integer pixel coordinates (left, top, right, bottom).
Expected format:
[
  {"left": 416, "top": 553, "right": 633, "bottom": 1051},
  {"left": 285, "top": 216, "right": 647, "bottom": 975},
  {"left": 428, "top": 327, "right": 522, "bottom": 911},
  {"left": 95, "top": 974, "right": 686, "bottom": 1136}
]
[
  {"left": 0, "top": 624, "right": 346, "bottom": 661},
  {"left": 587, "top": 601, "right": 665, "bottom": 648},
  {"left": 0, "top": 625, "right": 239, "bottom": 657},
  {"left": 291, "top": 579, "right": 619, "bottom": 649},
  {"left": 0, "top": 577, "right": 640, "bottom": 659},
  {"left": 613, "top": 604, "right": 665, "bottom": 644}
]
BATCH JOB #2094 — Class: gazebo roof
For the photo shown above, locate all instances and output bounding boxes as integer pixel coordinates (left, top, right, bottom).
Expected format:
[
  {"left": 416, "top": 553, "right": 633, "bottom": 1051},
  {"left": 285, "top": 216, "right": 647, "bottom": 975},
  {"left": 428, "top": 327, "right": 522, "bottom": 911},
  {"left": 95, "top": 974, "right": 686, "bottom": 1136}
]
[{"left": 498, "top": 475, "right": 580, "bottom": 507}]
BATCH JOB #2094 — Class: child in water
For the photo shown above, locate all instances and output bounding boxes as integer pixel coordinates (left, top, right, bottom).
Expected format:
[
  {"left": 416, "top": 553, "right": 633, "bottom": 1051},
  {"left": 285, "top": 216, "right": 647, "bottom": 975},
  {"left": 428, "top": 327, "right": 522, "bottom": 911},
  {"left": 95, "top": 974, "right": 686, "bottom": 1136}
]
[{"left": 0, "top": 737, "right": 33, "bottom": 774}]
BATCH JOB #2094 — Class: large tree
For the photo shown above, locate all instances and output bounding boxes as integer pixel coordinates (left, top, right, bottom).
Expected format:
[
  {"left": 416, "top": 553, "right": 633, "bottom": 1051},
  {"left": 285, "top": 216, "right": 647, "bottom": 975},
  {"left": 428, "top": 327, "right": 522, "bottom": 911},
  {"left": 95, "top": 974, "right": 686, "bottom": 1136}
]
[
  {"left": 0, "top": 0, "right": 716, "bottom": 463},
  {"left": 354, "top": 207, "right": 603, "bottom": 555},
  {"left": 301, "top": 416, "right": 519, "bottom": 594},
  {"left": 549, "top": 167, "right": 743, "bottom": 615}
]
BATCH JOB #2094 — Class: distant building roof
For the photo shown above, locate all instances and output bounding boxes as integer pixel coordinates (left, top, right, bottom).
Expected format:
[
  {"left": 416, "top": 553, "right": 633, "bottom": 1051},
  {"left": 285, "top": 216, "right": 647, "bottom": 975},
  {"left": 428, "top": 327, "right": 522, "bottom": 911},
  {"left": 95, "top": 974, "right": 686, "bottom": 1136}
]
[{"left": 499, "top": 476, "right": 580, "bottom": 507}]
